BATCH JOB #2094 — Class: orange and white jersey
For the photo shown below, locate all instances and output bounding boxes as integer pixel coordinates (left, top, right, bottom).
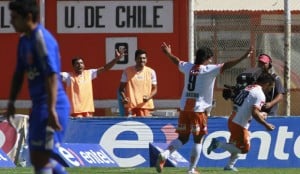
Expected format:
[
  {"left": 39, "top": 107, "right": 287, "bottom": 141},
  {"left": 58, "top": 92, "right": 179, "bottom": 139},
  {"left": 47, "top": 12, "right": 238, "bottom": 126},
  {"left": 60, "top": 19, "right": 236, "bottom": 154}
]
[
  {"left": 178, "top": 61, "right": 223, "bottom": 112},
  {"left": 231, "top": 85, "right": 266, "bottom": 129},
  {"left": 61, "top": 69, "right": 98, "bottom": 86},
  {"left": 120, "top": 66, "right": 157, "bottom": 109},
  {"left": 60, "top": 69, "right": 98, "bottom": 114}
]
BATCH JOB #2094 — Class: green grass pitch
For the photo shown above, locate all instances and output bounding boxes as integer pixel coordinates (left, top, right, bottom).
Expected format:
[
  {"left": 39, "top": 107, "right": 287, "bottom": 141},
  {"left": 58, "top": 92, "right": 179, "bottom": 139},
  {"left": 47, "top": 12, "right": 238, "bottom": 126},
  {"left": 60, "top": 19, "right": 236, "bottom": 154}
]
[{"left": 1, "top": 167, "right": 300, "bottom": 174}]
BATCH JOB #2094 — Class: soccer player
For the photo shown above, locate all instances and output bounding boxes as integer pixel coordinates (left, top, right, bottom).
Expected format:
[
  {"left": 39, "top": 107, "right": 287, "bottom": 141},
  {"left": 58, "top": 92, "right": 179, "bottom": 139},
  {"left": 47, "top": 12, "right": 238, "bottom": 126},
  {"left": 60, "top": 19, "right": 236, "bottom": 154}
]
[
  {"left": 156, "top": 42, "right": 253, "bottom": 174},
  {"left": 6, "top": 0, "right": 70, "bottom": 173},
  {"left": 119, "top": 49, "right": 157, "bottom": 117},
  {"left": 207, "top": 73, "right": 275, "bottom": 172},
  {"left": 60, "top": 50, "right": 124, "bottom": 118}
]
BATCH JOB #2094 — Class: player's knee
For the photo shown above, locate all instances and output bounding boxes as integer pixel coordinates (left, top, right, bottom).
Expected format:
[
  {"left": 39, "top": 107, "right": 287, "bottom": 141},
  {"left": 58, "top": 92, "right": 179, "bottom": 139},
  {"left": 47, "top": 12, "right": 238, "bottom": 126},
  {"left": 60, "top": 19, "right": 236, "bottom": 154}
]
[
  {"left": 241, "top": 147, "right": 250, "bottom": 154},
  {"left": 30, "top": 151, "right": 51, "bottom": 169}
]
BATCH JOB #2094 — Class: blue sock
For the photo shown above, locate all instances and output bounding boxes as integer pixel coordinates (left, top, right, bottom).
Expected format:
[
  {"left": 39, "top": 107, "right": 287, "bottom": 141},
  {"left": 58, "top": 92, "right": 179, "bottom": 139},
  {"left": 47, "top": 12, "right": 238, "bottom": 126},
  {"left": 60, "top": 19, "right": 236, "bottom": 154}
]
[
  {"left": 35, "top": 166, "right": 52, "bottom": 174},
  {"left": 50, "top": 159, "right": 68, "bottom": 174}
]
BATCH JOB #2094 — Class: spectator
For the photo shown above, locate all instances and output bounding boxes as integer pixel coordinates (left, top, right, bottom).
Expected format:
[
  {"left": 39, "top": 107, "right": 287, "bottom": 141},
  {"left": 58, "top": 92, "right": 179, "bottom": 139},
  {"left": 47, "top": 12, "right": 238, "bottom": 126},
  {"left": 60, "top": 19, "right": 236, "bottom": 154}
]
[
  {"left": 207, "top": 73, "right": 275, "bottom": 171},
  {"left": 156, "top": 42, "right": 253, "bottom": 174},
  {"left": 6, "top": 0, "right": 70, "bottom": 173},
  {"left": 119, "top": 49, "right": 157, "bottom": 117},
  {"left": 257, "top": 54, "right": 285, "bottom": 115},
  {"left": 61, "top": 50, "right": 124, "bottom": 117}
]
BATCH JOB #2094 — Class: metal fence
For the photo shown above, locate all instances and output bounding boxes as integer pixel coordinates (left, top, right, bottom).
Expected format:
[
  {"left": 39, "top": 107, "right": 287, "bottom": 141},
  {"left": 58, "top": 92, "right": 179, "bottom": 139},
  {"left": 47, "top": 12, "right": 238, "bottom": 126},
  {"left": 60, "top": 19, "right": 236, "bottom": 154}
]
[{"left": 194, "top": 11, "right": 300, "bottom": 115}]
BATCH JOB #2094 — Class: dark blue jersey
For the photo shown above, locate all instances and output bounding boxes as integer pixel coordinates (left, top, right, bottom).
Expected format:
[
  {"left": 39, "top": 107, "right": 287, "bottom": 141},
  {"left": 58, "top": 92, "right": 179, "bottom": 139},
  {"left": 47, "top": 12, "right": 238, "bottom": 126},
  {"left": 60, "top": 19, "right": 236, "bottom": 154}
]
[{"left": 16, "top": 24, "right": 68, "bottom": 106}]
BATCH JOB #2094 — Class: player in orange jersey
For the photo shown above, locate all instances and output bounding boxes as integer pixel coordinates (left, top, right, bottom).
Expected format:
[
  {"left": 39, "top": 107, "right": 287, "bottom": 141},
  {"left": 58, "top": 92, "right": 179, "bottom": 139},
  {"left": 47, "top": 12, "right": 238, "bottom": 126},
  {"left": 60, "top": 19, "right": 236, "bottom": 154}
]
[
  {"left": 61, "top": 49, "right": 124, "bottom": 117},
  {"left": 156, "top": 42, "right": 253, "bottom": 174},
  {"left": 119, "top": 49, "right": 157, "bottom": 117},
  {"left": 207, "top": 73, "right": 275, "bottom": 172}
]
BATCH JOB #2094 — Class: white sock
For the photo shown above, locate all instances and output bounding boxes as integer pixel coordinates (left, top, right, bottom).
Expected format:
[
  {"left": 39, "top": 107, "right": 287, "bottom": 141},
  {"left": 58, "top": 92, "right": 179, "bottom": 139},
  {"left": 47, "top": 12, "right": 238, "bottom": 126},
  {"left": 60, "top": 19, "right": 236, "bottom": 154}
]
[
  {"left": 227, "top": 152, "right": 239, "bottom": 167},
  {"left": 161, "top": 139, "right": 183, "bottom": 158},
  {"left": 189, "top": 143, "right": 202, "bottom": 170}
]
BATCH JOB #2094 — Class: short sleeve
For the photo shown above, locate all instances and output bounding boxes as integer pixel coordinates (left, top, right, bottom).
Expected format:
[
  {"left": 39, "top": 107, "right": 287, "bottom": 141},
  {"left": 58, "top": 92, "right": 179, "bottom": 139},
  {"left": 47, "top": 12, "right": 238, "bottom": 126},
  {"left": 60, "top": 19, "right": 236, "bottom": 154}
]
[
  {"left": 120, "top": 70, "right": 127, "bottom": 83},
  {"left": 90, "top": 69, "right": 98, "bottom": 80},
  {"left": 151, "top": 70, "right": 157, "bottom": 85},
  {"left": 60, "top": 72, "right": 71, "bottom": 86}
]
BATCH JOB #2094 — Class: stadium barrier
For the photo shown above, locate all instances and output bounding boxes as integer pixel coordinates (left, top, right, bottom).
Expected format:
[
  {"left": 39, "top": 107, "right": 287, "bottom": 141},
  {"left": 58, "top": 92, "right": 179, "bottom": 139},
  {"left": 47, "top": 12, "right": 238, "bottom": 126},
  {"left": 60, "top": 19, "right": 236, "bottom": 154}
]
[
  {"left": 0, "top": 114, "right": 28, "bottom": 166},
  {"left": 64, "top": 116, "right": 300, "bottom": 168},
  {"left": 0, "top": 149, "right": 15, "bottom": 168},
  {"left": 1, "top": 116, "right": 300, "bottom": 168},
  {"left": 56, "top": 143, "right": 118, "bottom": 167},
  {"left": 149, "top": 143, "right": 189, "bottom": 167}
]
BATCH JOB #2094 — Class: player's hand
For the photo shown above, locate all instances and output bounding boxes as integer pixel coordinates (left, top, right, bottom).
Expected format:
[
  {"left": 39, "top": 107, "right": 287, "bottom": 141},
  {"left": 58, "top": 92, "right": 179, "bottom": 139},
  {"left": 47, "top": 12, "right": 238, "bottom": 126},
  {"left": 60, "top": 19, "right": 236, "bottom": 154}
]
[
  {"left": 115, "top": 48, "right": 126, "bottom": 60},
  {"left": 263, "top": 103, "right": 272, "bottom": 110},
  {"left": 122, "top": 97, "right": 129, "bottom": 104},
  {"left": 143, "top": 95, "right": 150, "bottom": 102},
  {"left": 266, "top": 123, "right": 275, "bottom": 131},
  {"left": 48, "top": 109, "right": 62, "bottom": 131},
  {"left": 4, "top": 101, "right": 15, "bottom": 124},
  {"left": 161, "top": 42, "right": 171, "bottom": 54},
  {"left": 245, "top": 46, "right": 254, "bottom": 58}
]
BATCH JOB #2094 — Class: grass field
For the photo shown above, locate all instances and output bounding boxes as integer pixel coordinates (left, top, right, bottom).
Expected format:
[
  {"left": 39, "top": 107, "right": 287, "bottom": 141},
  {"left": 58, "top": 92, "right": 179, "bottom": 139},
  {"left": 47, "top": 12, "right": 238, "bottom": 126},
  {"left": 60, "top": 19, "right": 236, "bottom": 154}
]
[{"left": 1, "top": 167, "right": 299, "bottom": 174}]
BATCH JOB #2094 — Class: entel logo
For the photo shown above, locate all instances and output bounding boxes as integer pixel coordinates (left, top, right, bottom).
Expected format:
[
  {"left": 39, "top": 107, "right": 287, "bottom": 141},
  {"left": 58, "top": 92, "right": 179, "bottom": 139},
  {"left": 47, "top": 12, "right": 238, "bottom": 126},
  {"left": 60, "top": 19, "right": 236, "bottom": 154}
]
[
  {"left": 99, "top": 121, "right": 300, "bottom": 167},
  {"left": 58, "top": 146, "right": 116, "bottom": 167},
  {"left": 204, "top": 126, "right": 300, "bottom": 160},
  {"left": 99, "top": 121, "right": 154, "bottom": 167}
]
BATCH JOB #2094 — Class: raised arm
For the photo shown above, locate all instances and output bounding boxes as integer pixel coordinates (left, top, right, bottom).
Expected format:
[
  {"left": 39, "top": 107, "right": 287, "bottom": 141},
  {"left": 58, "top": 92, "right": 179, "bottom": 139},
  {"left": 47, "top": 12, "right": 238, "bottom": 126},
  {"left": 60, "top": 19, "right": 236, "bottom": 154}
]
[
  {"left": 222, "top": 47, "right": 254, "bottom": 71},
  {"left": 97, "top": 49, "right": 125, "bottom": 75},
  {"left": 161, "top": 42, "right": 180, "bottom": 65}
]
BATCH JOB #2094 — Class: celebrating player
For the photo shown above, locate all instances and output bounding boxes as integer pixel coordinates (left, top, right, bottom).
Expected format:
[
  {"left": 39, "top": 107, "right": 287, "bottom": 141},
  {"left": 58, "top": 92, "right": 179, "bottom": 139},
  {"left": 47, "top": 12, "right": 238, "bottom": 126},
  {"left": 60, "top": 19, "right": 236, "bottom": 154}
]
[
  {"left": 156, "top": 42, "right": 253, "bottom": 174},
  {"left": 207, "top": 72, "right": 275, "bottom": 172}
]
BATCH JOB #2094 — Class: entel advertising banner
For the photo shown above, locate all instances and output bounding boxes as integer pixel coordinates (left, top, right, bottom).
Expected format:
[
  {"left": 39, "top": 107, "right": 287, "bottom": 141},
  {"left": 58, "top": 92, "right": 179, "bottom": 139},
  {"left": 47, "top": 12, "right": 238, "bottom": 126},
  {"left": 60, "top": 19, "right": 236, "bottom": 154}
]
[
  {"left": 57, "top": 143, "right": 118, "bottom": 167},
  {"left": 64, "top": 116, "right": 300, "bottom": 168}
]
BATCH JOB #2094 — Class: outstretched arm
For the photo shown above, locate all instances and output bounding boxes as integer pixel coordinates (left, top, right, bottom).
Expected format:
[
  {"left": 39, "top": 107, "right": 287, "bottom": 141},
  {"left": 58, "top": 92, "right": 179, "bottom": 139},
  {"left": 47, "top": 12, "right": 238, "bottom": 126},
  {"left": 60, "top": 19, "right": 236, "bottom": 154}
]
[
  {"left": 161, "top": 42, "right": 180, "bottom": 65},
  {"left": 222, "top": 47, "right": 254, "bottom": 71},
  {"left": 97, "top": 49, "right": 125, "bottom": 75}
]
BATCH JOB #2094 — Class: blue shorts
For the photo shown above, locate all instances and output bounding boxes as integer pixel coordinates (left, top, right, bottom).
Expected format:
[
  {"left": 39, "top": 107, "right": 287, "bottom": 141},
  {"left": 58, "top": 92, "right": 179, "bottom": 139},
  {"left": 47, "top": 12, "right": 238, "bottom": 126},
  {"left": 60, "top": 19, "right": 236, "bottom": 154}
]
[{"left": 28, "top": 103, "right": 70, "bottom": 152}]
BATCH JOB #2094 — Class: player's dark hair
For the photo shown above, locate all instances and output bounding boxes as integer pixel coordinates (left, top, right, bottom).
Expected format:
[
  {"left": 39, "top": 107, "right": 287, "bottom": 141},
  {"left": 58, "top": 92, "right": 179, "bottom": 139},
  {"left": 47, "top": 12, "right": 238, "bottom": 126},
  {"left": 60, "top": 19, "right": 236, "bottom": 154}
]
[
  {"left": 256, "top": 72, "right": 275, "bottom": 85},
  {"left": 195, "top": 47, "right": 213, "bottom": 65},
  {"left": 135, "top": 49, "right": 147, "bottom": 60},
  {"left": 9, "top": 0, "right": 39, "bottom": 22},
  {"left": 72, "top": 56, "right": 83, "bottom": 66}
]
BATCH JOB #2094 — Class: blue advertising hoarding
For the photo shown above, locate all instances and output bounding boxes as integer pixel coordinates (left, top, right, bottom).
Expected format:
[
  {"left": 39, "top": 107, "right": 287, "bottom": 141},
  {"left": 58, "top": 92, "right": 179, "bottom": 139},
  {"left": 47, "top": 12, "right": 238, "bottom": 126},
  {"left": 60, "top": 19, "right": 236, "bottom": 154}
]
[
  {"left": 0, "top": 149, "right": 15, "bottom": 168},
  {"left": 64, "top": 116, "right": 300, "bottom": 168},
  {"left": 57, "top": 143, "right": 118, "bottom": 167}
]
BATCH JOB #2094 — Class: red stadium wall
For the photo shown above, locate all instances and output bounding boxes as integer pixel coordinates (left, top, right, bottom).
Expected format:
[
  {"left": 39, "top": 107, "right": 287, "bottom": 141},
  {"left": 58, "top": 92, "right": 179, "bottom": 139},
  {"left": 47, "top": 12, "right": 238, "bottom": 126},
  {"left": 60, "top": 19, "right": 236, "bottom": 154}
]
[{"left": 0, "top": 0, "right": 189, "bottom": 115}]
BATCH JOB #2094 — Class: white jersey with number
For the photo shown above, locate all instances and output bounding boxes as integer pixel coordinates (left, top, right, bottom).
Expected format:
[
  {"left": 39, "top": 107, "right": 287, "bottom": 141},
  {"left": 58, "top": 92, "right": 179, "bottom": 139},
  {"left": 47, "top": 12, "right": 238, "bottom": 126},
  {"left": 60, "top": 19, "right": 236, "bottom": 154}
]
[
  {"left": 178, "top": 61, "right": 223, "bottom": 112},
  {"left": 232, "top": 85, "right": 266, "bottom": 129}
]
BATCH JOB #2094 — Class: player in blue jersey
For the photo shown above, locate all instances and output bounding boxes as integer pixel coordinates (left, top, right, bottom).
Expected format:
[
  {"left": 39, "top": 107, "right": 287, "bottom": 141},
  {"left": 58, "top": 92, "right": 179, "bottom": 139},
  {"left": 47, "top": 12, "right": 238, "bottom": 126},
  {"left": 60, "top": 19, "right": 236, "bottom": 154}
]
[{"left": 5, "top": 1, "right": 70, "bottom": 174}]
